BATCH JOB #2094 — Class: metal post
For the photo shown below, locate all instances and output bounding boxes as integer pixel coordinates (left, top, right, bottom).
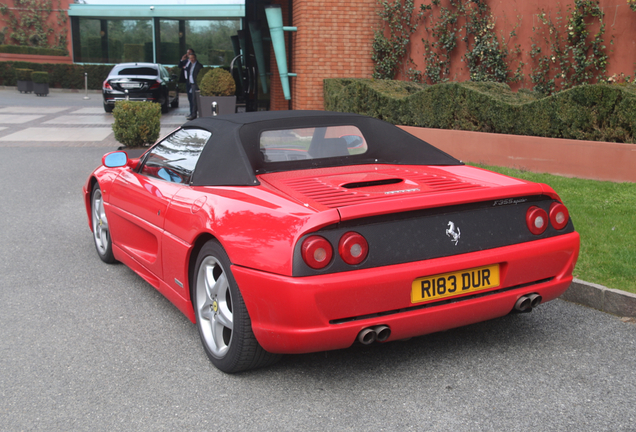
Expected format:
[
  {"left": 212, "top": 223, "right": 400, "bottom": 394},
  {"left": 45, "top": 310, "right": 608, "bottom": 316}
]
[{"left": 83, "top": 72, "right": 90, "bottom": 100}]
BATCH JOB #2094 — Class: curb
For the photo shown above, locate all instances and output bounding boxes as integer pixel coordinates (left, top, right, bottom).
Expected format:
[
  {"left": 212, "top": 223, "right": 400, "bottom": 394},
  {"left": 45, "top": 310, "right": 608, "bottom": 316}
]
[{"left": 560, "top": 278, "right": 636, "bottom": 318}]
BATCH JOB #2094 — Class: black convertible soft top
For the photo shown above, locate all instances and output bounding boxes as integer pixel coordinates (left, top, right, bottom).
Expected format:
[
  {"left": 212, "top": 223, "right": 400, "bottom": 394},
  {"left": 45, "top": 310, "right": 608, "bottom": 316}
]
[{"left": 185, "top": 111, "right": 461, "bottom": 187}]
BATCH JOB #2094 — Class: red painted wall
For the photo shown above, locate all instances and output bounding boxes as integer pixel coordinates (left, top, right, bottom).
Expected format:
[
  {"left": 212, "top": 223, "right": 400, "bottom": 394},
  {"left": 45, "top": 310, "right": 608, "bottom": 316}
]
[
  {"left": 274, "top": 0, "right": 636, "bottom": 110},
  {"left": 0, "top": 0, "right": 74, "bottom": 56},
  {"left": 398, "top": 0, "right": 636, "bottom": 88}
]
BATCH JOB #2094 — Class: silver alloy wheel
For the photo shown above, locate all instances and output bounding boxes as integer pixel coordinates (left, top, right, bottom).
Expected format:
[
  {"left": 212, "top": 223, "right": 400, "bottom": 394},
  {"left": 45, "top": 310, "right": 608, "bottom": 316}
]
[
  {"left": 92, "top": 187, "right": 110, "bottom": 255},
  {"left": 196, "top": 256, "right": 234, "bottom": 358}
]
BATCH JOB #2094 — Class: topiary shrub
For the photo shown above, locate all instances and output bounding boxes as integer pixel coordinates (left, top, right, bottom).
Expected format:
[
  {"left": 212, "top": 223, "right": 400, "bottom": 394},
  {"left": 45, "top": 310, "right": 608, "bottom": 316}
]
[
  {"left": 15, "top": 68, "right": 33, "bottom": 81},
  {"left": 31, "top": 71, "right": 48, "bottom": 84},
  {"left": 112, "top": 101, "right": 161, "bottom": 148},
  {"left": 196, "top": 66, "right": 212, "bottom": 89},
  {"left": 199, "top": 68, "right": 236, "bottom": 96}
]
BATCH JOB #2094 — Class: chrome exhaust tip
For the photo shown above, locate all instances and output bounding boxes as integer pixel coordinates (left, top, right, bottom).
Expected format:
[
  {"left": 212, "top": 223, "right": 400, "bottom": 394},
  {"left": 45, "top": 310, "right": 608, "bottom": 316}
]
[
  {"left": 528, "top": 293, "right": 542, "bottom": 308},
  {"left": 373, "top": 325, "right": 391, "bottom": 342},
  {"left": 357, "top": 328, "right": 376, "bottom": 345},
  {"left": 514, "top": 296, "right": 532, "bottom": 312}
]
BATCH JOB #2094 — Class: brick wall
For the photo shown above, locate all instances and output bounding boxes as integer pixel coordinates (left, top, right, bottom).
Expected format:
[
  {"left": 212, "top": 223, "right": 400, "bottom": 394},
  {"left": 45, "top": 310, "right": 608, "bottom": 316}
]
[{"left": 269, "top": 0, "right": 379, "bottom": 110}]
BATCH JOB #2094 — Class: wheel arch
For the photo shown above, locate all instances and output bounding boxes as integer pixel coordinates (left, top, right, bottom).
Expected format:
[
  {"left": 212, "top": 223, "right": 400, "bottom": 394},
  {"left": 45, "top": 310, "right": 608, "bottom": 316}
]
[
  {"left": 85, "top": 176, "right": 99, "bottom": 231},
  {"left": 187, "top": 232, "right": 222, "bottom": 309}
]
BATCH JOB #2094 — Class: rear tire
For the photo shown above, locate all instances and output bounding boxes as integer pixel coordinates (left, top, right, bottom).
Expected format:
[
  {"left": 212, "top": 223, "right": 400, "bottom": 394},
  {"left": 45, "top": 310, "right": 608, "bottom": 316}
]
[
  {"left": 103, "top": 103, "right": 113, "bottom": 113},
  {"left": 193, "top": 240, "right": 281, "bottom": 373}
]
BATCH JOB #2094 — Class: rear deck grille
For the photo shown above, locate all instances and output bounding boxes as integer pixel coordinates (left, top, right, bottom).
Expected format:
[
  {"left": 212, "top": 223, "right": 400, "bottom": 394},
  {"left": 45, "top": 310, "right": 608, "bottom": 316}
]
[{"left": 282, "top": 168, "right": 484, "bottom": 208}]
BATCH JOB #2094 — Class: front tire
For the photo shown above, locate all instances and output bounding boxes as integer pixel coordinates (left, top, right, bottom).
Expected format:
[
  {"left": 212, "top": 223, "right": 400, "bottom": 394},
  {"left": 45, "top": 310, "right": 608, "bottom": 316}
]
[
  {"left": 91, "top": 183, "right": 116, "bottom": 263},
  {"left": 193, "top": 240, "right": 280, "bottom": 373}
]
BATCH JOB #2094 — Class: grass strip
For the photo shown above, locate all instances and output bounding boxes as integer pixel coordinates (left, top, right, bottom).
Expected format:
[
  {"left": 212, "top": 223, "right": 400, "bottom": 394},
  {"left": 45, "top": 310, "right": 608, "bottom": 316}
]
[{"left": 471, "top": 164, "right": 636, "bottom": 294}]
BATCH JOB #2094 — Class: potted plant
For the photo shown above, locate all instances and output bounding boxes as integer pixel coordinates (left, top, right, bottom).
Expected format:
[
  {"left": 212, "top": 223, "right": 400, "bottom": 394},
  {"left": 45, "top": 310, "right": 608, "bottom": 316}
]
[
  {"left": 32, "top": 71, "right": 49, "bottom": 96},
  {"left": 197, "top": 68, "right": 237, "bottom": 117},
  {"left": 15, "top": 68, "right": 34, "bottom": 93}
]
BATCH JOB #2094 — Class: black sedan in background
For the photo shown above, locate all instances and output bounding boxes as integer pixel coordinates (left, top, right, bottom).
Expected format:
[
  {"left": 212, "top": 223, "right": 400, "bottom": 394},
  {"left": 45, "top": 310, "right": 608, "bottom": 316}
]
[{"left": 102, "top": 62, "right": 179, "bottom": 113}]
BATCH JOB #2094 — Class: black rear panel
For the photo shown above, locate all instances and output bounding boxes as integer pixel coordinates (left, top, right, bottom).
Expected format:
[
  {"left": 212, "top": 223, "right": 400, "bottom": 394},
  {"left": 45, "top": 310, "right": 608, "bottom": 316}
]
[{"left": 292, "top": 195, "right": 575, "bottom": 276}]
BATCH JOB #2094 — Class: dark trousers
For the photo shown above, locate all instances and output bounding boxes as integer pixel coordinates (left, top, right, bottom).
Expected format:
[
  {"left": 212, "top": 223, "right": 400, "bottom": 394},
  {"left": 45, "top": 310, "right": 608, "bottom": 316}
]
[{"left": 187, "top": 82, "right": 197, "bottom": 118}]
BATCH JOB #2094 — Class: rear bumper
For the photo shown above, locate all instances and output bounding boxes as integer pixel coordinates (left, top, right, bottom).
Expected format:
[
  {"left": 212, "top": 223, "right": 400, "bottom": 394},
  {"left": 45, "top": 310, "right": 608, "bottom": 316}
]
[
  {"left": 233, "top": 232, "right": 579, "bottom": 354},
  {"left": 103, "top": 90, "right": 162, "bottom": 104},
  {"left": 103, "top": 95, "right": 157, "bottom": 104}
]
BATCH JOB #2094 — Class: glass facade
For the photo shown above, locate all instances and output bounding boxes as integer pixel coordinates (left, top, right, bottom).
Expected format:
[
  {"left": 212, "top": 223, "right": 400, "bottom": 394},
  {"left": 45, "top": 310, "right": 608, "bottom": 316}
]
[
  {"left": 73, "top": 17, "right": 239, "bottom": 65},
  {"left": 186, "top": 20, "right": 238, "bottom": 67}
]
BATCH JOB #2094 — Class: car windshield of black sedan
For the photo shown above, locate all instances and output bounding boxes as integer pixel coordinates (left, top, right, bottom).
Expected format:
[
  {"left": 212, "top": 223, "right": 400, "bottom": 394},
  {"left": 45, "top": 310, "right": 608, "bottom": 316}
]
[
  {"left": 260, "top": 125, "right": 368, "bottom": 162},
  {"left": 117, "top": 67, "right": 158, "bottom": 76}
]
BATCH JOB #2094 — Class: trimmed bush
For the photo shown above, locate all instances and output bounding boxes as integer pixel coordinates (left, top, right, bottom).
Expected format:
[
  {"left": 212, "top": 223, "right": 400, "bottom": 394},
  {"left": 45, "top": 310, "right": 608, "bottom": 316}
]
[
  {"left": 196, "top": 66, "right": 213, "bottom": 89},
  {"left": 15, "top": 68, "right": 33, "bottom": 81},
  {"left": 112, "top": 101, "right": 161, "bottom": 148},
  {"left": 324, "top": 78, "right": 636, "bottom": 143},
  {"left": 31, "top": 71, "right": 48, "bottom": 84},
  {"left": 199, "top": 67, "right": 236, "bottom": 96},
  {"left": 0, "top": 44, "right": 67, "bottom": 56}
]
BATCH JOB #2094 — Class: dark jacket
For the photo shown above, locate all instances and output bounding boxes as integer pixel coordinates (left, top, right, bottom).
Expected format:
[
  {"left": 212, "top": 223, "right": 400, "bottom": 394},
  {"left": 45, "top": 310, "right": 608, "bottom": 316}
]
[
  {"left": 178, "top": 58, "right": 189, "bottom": 83},
  {"left": 189, "top": 61, "right": 203, "bottom": 89}
]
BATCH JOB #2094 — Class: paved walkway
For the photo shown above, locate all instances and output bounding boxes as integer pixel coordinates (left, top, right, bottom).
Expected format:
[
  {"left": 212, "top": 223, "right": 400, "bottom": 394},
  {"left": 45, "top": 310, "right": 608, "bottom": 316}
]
[{"left": 0, "top": 88, "right": 189, "bottom": 148}]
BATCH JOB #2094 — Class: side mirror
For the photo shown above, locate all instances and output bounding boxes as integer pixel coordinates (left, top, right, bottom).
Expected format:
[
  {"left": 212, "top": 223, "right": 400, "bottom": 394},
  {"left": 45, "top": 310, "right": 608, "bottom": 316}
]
[{"left": 102, "top": 151, "right": 128, "bottom": 168}]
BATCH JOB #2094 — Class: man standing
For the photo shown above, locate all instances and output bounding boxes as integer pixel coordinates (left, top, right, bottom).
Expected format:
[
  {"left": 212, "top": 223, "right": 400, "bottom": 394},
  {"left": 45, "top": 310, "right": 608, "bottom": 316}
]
[
  {"left": 184, "top": 52, "right": 203, "bottom": 120},
  {"left": 178, "top": 48, "right": 194, "bottom": 84}
]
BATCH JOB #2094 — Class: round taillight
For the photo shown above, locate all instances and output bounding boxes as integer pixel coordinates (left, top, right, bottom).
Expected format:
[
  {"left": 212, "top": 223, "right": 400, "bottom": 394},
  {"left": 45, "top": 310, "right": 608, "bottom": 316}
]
[
  {"left": 526, "top": 206, "right": 548, "bottom": 235},
  {"left": 338, "top": 232, "right": 369, "bottom": 265},
  {"left": 549, "top": 202, "right": 569, "bottom": 230},
  {"left": 301, "top": 236, "right": 333, "bottom": 269}
]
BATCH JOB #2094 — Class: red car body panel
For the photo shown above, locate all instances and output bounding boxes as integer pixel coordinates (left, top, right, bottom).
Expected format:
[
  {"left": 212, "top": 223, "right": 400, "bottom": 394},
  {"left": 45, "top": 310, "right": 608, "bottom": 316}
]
[
  {"left": 233, "top": 232, "right": 578, "bottom": 353},
  {"left": 84, "top": 112, "right": 580, "bottom": 359}
]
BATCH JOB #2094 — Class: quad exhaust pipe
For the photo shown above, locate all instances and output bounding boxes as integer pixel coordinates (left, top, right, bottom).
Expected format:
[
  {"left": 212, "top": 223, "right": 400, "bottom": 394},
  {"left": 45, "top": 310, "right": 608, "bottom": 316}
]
[
  {"left": 514, "top": 293, "right": 542, "bottom": 313},
  {"left": 357, "top": 325, "right": 391, "bottom": 345}
]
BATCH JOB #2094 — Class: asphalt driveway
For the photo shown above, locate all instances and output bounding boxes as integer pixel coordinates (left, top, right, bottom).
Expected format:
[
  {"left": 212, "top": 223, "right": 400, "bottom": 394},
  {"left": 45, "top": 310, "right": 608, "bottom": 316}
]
[{"left": 0, "top": 89, "right": 634, "bottom": 431}]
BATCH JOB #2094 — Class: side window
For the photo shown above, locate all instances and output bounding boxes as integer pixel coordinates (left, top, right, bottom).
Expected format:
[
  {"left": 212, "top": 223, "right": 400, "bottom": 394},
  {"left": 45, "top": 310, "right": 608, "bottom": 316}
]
[{"left": 140, "top": 128, "right": 211, "bottom": 184}]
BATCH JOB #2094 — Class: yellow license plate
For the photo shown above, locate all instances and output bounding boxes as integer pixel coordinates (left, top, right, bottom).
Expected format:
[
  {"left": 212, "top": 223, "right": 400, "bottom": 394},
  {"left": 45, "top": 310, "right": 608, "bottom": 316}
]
[{"left": 411, "top": 264, "right": 500, "bottom": 304}]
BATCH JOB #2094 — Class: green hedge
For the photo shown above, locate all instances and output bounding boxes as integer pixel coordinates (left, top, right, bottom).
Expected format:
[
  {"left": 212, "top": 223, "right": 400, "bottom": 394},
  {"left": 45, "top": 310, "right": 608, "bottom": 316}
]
[
  {"left": 0, "top": 44, "right": 68, "bottom": 56},
  {"left": 112, "top": 101, "right": 161, "bottom": 148},
  {"left": 0, "top": 61, "right": 112, "bottom": 89},
  {"left": 324, "top": 79, "right": 636, "bottom": 143}
]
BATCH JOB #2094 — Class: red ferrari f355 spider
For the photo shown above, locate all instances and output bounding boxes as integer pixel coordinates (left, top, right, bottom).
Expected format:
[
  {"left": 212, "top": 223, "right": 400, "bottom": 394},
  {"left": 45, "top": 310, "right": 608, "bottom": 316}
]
[{"left": 84, "top": 111, "right": 579, "bottom": 373}]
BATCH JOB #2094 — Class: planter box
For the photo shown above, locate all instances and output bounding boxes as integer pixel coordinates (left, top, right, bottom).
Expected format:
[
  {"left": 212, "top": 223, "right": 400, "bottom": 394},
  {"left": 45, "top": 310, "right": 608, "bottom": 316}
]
[
  {"left": 197, "top": 92, "right": 237, "bottom": 117},
  {"left": 34, "top": 82, "right": 49, "bottom": 96},
  {"left": 17, "top": 80, "right": 33, "bottom": 93}
]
